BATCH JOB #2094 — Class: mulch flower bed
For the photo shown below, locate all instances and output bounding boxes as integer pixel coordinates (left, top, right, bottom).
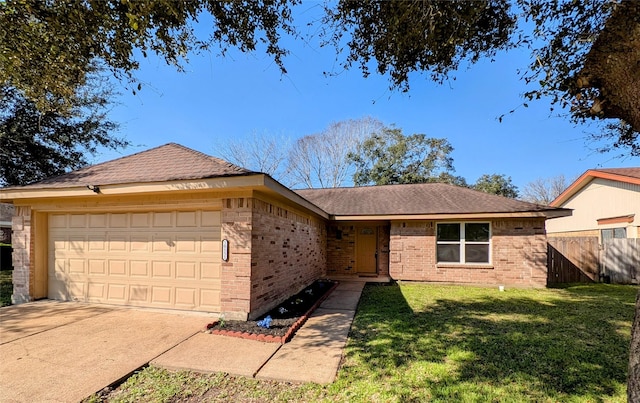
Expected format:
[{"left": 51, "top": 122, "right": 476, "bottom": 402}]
[{"left": 206, "top": 279, "right": 338, "bottom": 344}]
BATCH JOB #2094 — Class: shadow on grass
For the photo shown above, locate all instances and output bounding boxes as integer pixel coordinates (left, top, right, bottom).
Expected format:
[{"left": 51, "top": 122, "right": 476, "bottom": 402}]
[{"left": 342, "top": 282, "right": 636, "bottom": 401}]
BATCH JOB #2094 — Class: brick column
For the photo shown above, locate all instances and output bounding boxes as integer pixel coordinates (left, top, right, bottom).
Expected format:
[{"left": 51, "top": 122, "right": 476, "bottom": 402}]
[
  {"left": 220, "top": 198, "right": 253, "bottom": 320},
  {"left": 11, "top": 206, "right": 32, "bottom": 304}
]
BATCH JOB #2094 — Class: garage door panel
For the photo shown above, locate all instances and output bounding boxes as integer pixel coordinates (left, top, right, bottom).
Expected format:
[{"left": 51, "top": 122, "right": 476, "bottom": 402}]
[
  {"left": 175, "top": 288, "right": 196, "bottom": 307},
  {"left": 109, "top": 260, "right": 127, "bottom": 276},
  {"left": 88, "top": 237, "right": 106, "bottom": 251},
  {"left": 69, "top": 238, "right": 85, "bottom": 253},
  {"left": 69, "top": 259, "right": 85, "bottom": 274},
  {"left": 130, "top": 236, "right": 149, "bottom": 252},
  {"left": 110, "top": 213, "right": 128, "bottom": 227},
  {"left": 153, "top": 212, "right": 173, "bottom": 227},
  {"left": 107, "top": 284, "right": 126, "bottom": 301},
  {"left": 69, "top": 214, "right": 87, "bottom": 228},
  {"left": 68, "top": 281, "right": 85, "bottom": 299},
  {"left": 131, "top": 213, "right": 150, "bottom": 228},
  {"left": 175, "top": 236, "right": 197, "bottom": 253},
  {"left": 177, "top": 211, "right": 197, "bottom": 227},
  {"left": 200, "top": 289, "right": 221, "bottom": 310},
  {"left": 88, "top": 283, "right": 106, "bottom": 299},
  {"left": 109, "top": 237, "right": 127, "bottom": 251},
  {"left": 88, "top": 259, "right": 106, "bottom": 275},
  {"left": 89, "top": 214, "right": 107, "bottom": 228},
  {"left": 152, "top": 236, "right": 172, "bottom": 252},
  {"left": 176, "top": 262, "right": 196, "bottom": 279},
  {"left": 49, "top": 210, "right": 221, "bottom": 311},
  {"left": 130, "top": 261, "right": 149, "bottom": 277},
  {"left": 201, "top": 237, "right": 220, "bottom": 253},
  {"left": 151, "top": 287, "right": 172, "bottom": 304},
  {"left": 129, "top": 285, "right": 149, "bottom": 302},
  {"left": 152, "top": 261, "right": 172, "bottom": 278},
  {"left": 50, "top": 214, "right": 67, "bottom": 228},
  {"left": 201, "top": 262, "right": 221, "bottom": 280}
]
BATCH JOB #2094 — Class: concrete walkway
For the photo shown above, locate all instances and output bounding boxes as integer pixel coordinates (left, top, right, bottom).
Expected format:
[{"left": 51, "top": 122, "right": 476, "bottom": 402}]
[{"left": 152, "top": 281, "right": 365, "bottom": 384}]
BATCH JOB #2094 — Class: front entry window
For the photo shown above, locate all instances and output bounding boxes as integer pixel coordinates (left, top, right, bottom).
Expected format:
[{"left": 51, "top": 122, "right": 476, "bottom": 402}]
[{"left": 436, "top": 222, "right": 490, "bottom": 264}]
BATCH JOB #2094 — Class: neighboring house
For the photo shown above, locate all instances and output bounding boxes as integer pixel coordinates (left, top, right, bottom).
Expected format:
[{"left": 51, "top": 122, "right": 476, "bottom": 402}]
[
  {"left": 0, "top": 203, "right": 13, "bottom": 270},
  {"left": 0, "top": 203, "right": 13, "bottom": 244},
  {"left": 0, "top": 143, "right": 569, "bottom": 320},
  {"left": 547, "top": 168, "right": 640, "bottom": 243}
]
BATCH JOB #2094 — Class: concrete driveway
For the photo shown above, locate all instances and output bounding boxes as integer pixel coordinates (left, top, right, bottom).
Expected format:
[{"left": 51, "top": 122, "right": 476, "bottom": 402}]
[{"left": 0, "top": 300, "right": 211, "bottom": 403}]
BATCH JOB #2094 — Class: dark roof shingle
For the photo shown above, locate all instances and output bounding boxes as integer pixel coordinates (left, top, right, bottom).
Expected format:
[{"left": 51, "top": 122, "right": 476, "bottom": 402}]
[
  {"left": 295, "top": 183, "right": 554, "bottom": 216},
  {"left": 12, "top": 143, "right": 255, "bottom": 189},
  {"left": 593, "top": 167, "right": 640, "bottom": 180}
]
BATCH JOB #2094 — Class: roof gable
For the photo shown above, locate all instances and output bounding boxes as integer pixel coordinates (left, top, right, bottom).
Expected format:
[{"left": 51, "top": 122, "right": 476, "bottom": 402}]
[
  {"left": 9, "top": 143, "right": 255, "bottom": 189},
  {"left": 296, "top": 183, "right": 560, "bottom": 217},
  {"left": 551, "top": 167, "right": 640, "bottom": 207}
]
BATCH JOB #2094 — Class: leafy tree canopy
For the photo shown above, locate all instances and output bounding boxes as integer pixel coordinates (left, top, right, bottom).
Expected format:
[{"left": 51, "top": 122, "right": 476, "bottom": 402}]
[
  {"left": 0, "top": 83, "right": 127, "bottom": 186},
  {"left": 2, "top": 1, "right": 639, "bottom": 154},
  {"left": 349, "top": 128, "right": 456, "bottom": 186},
  {"left": 0, "top": 0, "right": 297, "bottom": 113},
  {"left": 473, "top": 174, "right": 519, "bottom": 199}
]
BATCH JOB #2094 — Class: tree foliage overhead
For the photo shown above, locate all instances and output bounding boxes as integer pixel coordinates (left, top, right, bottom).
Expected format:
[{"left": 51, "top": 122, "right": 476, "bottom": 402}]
[
  {"left": 2, "top": 0, "right": 640, "bottom": 153},
  {"left": 322, "top": 1, "right": 516, "bottom": 91},
  {"left": 349, "top": 128, "right": 456, "bottom": 186},
  {"left": 322, "top": 0, "right": 640, "bottom": 155},
  {"left": 0, "top": 84, "right": 127, "bottom": 186},
  {"left": 0, "top": 0, "right": 298, "bottom": 114}
]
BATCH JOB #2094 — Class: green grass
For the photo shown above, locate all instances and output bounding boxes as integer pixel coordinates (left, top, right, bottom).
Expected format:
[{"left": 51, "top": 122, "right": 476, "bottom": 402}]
[
  {"left": 0, "top": 270, "right": 11, "bottom": 307},
  {"left": 88, "top": 283, "right": 638, "bottom": 402}
]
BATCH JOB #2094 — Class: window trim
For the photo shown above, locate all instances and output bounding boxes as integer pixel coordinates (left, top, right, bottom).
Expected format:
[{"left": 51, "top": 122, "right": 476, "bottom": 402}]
[
  {"left": 601, "top": 227, "right": 627, "bottom": 242},
  {"left": 436, "top": 222, "right": 492, "bottom": 265}
]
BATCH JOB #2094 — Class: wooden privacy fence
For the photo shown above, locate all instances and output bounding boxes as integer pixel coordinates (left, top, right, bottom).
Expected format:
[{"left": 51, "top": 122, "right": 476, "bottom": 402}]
[
  {"left": 547, "top": 237, "right": 599, "bottom": 284},
  {"left": 547, "top": 236, "right": 640, "bottom": 285}
]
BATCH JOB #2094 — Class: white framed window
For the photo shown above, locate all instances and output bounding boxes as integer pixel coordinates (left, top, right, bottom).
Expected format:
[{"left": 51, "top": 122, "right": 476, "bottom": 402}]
[
  {"left": 601, "top": 227, "right": 626, "bottom": 241},
  {"left": 436, "top": 222, "right": 491, "bottom": 264}
]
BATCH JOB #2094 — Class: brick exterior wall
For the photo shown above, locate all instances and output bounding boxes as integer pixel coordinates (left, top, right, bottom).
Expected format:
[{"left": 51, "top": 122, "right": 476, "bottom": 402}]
[
  {"left": 389, "top": 218, "right": 548, "bottom": 287},
  {"left": 11, "top": 206, "right": 32, "bottom": 303},
  {"left": 249, "top": 196, "right": 326, "bottom": 320},
  {"left": 326, "top": 225, "right": 356, "bottom": 276},
  {"left": 8, "top": 192, "right": 548, "bottom": 317},
  {"left": 220, "top": 197, "right": 253, "bottom": 319},
  {"left": 326, "top": 224, "right": 390, "bottom": 277}
]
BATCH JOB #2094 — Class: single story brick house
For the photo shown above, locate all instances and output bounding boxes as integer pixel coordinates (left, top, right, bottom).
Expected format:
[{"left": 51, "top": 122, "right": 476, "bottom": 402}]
[{"left": 0, "top": 143, "right": 569, "bottom": 319}]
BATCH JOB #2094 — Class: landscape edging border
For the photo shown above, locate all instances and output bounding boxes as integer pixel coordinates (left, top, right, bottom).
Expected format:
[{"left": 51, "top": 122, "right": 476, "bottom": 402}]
[{"left": 207, "top": 280, "right": 340, "bottom": 344}]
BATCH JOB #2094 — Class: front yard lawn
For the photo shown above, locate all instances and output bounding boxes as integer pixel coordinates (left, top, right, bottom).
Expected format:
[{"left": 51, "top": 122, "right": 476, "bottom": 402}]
[{"left": 90, "top": 282, "right": 637, "bottom": 402}]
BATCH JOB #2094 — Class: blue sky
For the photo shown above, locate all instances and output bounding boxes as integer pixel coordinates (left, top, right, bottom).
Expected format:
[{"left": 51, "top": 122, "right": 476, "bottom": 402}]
[{"left": 100, "top": 6, "right": 639, "bottom": 191}]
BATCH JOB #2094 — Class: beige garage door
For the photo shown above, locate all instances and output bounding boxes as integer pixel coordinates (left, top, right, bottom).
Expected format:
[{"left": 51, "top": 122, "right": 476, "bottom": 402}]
[{"left": 48, "top": 210, "right": 221, "bottom": 312}]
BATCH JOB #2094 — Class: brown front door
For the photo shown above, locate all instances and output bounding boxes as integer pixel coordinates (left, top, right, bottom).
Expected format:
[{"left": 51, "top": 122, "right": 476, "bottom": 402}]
[{"left": 356, "top": 226, "right": 377, "bottom": 275}]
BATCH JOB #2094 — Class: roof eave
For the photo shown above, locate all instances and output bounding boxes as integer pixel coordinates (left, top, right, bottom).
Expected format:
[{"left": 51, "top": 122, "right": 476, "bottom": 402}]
[
  {"left": 331, "top": 210, "right": 569, "bottom": 221},
  {"left": 0, "top": 174, "right": 269, "bottom": 202},
  {"left": 262, "top": 176, "right": 330, "bottom": 219},
  {"left": 0, "top": 174, "right": 332, "bottom": 220},
  {"left": 551, "top": 169, "right": 640, "bottom": 206}
]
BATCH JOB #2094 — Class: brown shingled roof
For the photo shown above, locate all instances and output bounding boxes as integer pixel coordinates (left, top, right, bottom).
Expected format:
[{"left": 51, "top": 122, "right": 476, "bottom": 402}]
[
  {"left": 295, "top": 183, "right": 555, "bottom": 216},
  {"left": 592, "top": 167, "right": 640, "bottom": 180},
  {"left": 12, "top": 143, "right": 256, "bottom": 189}
]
